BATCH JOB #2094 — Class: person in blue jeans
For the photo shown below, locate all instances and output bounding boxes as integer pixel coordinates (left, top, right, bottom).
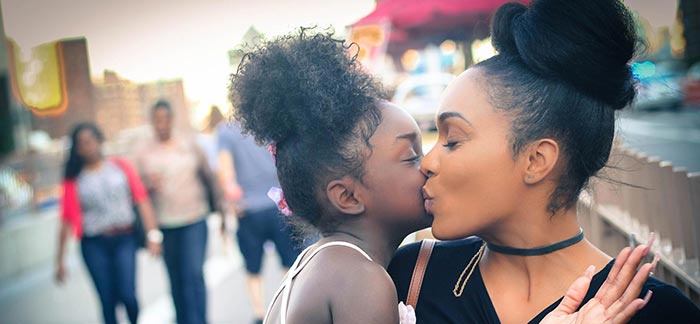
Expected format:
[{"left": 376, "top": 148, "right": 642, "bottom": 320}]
[
  {"left": 217, "top": 122, "right": 302, "bottom": 324},
  {"left": 56, "top": 122, "right": 161, "bottom": 324},
  {"left": 135, "top": 100, "right": 222, "bottom": 324}
]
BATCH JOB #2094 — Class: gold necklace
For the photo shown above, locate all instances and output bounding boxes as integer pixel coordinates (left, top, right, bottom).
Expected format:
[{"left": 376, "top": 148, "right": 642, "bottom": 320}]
[{"left": 453, "top": 242, "right": 486, "bottom": 297}]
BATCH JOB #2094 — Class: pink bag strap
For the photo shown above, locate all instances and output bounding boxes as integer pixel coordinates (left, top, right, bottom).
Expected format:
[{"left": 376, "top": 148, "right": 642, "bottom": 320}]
[{"left": 406, "top": 239, "right": 436, "bottom": 308}]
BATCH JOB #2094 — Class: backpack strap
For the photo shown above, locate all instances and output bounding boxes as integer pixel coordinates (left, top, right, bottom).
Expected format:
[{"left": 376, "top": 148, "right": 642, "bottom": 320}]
[{"left": 406, "top": 239, "right": 436, "bottom": 308}]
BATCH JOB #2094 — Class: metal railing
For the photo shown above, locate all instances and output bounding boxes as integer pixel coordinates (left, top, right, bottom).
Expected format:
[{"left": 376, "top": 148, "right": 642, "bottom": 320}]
[{"left": 580, "top": 144, "right": 700, "bottom": 304}]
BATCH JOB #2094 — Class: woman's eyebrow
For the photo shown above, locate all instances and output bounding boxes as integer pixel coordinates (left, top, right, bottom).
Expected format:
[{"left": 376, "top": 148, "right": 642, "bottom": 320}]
[{"left": 438, "top": 111, "right": 472, "bottom": 126}]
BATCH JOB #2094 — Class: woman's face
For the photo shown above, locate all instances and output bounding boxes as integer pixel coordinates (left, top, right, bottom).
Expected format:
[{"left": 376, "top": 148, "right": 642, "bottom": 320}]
[
  {"left": 152, "top": 107, "right": 173, "bottom": 141},
  {"left": 76, "top": 129, "right": 102, "bottom": 163},
  {"left": 421, "top": 68, "right": 526, "bottom": 240},
  {"left": 362, "top": 102, "right": 432, "bottom": 234}
]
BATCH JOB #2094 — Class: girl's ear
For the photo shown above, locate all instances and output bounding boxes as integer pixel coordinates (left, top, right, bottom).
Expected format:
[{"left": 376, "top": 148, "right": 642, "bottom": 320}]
[{"left": 326, "top": 176, "right": 365, "bottom": 215}]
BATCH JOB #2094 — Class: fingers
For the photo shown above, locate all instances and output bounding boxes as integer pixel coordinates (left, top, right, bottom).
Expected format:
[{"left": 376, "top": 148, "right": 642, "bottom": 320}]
[
  {"left": 596, "top": 245, "right": 648, "bottom": 308},
  {"left": 551, "top": 265, "right": 596, "bottom": 316},
  {"left": 148, "top": 242, "right": 162, "bottom": 257},
  {"left": 595, "top": 246, "right": 631, "bottom": 302},
  {"left": 609, "top": 291, "right": 652, "bottom": 324},
  {"left": 605, "top": 256, "right": 657, "bottom": 317}
]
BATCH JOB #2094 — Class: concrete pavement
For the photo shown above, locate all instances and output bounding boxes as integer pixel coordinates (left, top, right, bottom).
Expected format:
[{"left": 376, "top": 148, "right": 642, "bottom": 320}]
[{"left": 0, "top": 217, "right": 286, "bottom": 324}]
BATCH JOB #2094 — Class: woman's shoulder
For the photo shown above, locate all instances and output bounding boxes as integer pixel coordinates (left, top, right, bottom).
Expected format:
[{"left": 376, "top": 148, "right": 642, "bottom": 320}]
[
  {"left": 391, "top": 236, "right": 484, "bottom": 269},
  {"left": 388, "top": 236, "right": 484, "bottom": 287},
  {"left": 632, "top": 276, "right": 700, "bottom": 322}
]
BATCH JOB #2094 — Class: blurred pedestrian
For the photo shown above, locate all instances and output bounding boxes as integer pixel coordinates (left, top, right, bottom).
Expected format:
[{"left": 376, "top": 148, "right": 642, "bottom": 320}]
[
  {"left": 55, "top": 122, "right": 161, "bottom": 324},
  {"left": 216, "top": 121, "right": 302, "bottom": 324},
  {"left": 197, "top": 105, "right": 225, "bottom": 173},
  {"left": 135, "top": 99, "right": 222, "bottom": 324}
]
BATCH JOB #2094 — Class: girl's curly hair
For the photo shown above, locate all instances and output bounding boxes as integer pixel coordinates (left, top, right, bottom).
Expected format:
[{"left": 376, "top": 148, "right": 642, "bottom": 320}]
[{"left": 229, "top": 28, "right": 385, "bottom": 234}]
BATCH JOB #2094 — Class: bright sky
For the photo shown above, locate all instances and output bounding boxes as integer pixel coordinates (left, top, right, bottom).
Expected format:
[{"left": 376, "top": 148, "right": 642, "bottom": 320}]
[{"left": 1, "top": 0, "right": 375, "bottom": 114}]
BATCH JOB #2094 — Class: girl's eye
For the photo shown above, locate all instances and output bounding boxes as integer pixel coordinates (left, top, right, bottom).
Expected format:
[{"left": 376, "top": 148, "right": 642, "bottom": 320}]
[
  {"left": 403, "top": 155, "right": 423, "bottom": 163},
  {"left": 442, "top": 141, "right": 460, "bottom": 149}
]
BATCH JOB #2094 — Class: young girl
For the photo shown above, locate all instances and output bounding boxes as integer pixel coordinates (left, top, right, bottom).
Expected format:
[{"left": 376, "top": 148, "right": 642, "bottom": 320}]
[{"left": 229, "top": 29, "right": 655, "bottom": 324}]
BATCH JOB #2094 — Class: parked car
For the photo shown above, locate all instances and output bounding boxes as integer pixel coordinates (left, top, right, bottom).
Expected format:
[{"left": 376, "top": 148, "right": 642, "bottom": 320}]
[
  {"left": 391, "top": 73, "right": 454, "bottom": 130},
  {"left": 683, "top": 62, "right": 700, "bottom": 108},
  {"left": 634, "top": 60, "right": 684, "bottom": 111}
]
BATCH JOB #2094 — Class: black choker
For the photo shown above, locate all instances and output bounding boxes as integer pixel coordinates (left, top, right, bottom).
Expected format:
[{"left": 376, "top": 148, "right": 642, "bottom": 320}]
[{"left": 486, "top": 228, "right": 584, "bottom": 256}]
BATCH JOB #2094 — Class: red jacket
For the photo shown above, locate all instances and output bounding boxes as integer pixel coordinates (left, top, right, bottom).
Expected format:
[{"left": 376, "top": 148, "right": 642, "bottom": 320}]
[{"left": 60, "top": 157, "right": 148, "bottom": 238}]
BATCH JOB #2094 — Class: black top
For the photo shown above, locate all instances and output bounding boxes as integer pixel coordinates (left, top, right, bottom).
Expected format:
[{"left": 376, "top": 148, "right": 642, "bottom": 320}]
[{"left": 388, "top": 237, "right": 700, "bottom": 324}]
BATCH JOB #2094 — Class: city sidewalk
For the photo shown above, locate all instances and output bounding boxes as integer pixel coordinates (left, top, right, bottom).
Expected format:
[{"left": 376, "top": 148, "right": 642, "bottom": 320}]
[{"left": 0, "top": 217, "right": 287, "bottom": 324}]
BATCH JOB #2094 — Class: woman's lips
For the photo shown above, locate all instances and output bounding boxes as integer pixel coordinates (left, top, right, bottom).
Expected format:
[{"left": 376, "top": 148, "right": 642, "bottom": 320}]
[
  {"left": 422, "top": 188, "right": 434, "bottom": 214},
  {"left": 424, "top": 199, "right": 434, "bottom": 214}
]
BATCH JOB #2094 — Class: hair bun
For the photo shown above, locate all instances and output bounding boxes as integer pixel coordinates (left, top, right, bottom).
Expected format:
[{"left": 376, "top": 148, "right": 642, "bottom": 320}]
[
  {"left": 229, "top": 28, "right": 384, "bottom": 145},
  {"left": 490, "top": 2, "right": 528, "bottom": 56},
  {"left": 490, "top": 0, "right": 638, "bottom": 110}
]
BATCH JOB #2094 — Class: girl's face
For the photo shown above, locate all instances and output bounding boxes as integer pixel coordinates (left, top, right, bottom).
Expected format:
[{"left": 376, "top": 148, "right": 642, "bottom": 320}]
[
  {"left": 421, "top": 68, "right": 526, "bottom": 240},
  {"left": 362, "top": 102, "right": 432, "bottom": 235},
  {"left": 76, "top": 129, "right": 102, "bottom": 163}
]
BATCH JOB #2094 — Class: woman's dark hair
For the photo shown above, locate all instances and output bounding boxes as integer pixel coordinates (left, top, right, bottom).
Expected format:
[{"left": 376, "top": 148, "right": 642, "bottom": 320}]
[
  {"left": 477, "top": 0, "right": 639, "bottom": 212},
  {"left": 229, "top": 28, "right": 385, "bottom": 233},
  {"left": 64, "top": 122, "right": 105, "bottom": 180},
  {"left": 152, "top": 99, "right": 172, "bottom": 116}
]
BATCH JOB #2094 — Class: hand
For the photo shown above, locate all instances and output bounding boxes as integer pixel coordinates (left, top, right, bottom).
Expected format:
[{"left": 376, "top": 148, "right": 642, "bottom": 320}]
[
  {"left": 55, "top": 262, "right": 67, "bottom": 284},
  {"left": 225, "top": 201, "right": 246, "bottom": 218},
  {"left": 146, "top": 241, "right": 162, "bottom": 257},
  {"left": 224, "top": 183, "right": 243, "bottom": 201},
  {"left": 541, "top": 237, "right": 656, "bottom": 324}
]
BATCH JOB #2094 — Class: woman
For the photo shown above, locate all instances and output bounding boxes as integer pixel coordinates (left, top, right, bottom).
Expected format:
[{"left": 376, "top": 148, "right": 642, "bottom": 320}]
[
  {"left": 135, "top": 99, "right": 222, "bottom": 324},
  {"left": 388, "top": 0, "right": 700, "bottom": 323},
  {"left": 230, "top": 28, "right": 655, "bottom": 324},
  {"left": 55, "top": 122, "right": 161, "bottom": 324}
]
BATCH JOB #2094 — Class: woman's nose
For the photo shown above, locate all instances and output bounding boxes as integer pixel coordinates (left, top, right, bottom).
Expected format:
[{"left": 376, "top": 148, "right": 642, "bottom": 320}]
[{"left": 420, "top": 150, "right": 437, "bottom": 178}]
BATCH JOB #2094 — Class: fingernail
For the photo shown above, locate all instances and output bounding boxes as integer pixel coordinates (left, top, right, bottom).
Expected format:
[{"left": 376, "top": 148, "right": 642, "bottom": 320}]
[
  {"left": 644, "top": 232, "right": 655, "bottom": 255},
  {"left": 642, "top": 290, "right": 653, "bottom": 305},
  {"left": 651, "top": 254, "right": 660, "bottom": 272},
  {"left": 584, "top": 265, "right": 596, "bottom": 278}
]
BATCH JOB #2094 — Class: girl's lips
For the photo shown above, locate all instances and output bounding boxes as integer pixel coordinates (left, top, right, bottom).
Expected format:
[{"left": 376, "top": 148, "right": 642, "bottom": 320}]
[
  {"left": 424, "top": 198, "right": 434, "bottom": 214},
  {"left": 421, "top": 188, "right": 433, "bottom": 200}
]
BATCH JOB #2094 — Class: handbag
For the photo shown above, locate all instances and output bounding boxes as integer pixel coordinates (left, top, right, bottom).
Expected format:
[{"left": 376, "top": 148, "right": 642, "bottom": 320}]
[{"left": 406, "top": 239, "right": 436, "bottom": 308}]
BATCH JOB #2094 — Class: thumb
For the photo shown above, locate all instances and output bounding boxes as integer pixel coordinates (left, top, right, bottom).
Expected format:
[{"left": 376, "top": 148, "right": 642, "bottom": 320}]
[{"left": 551, "top": 265, "right": 595, "bottom": 316}]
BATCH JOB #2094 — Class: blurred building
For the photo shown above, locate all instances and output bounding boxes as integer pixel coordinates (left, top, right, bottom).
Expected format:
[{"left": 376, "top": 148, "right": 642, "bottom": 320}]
[
  {"left": 93, "top": 70, "right": 143, "bottom": 140},
  {"left": 29, "top": 38, "right": 95, "bottom": 139},
  {"left": 94, "top": 70, "right": 190, "bottom": 148},
  {"left": 138, "top": 78, "right": 190, "bottom": 132}
]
